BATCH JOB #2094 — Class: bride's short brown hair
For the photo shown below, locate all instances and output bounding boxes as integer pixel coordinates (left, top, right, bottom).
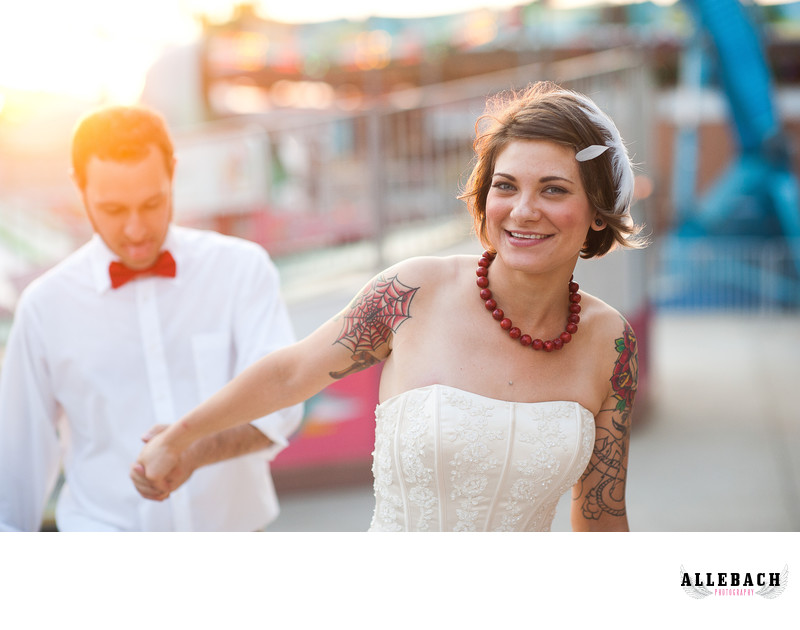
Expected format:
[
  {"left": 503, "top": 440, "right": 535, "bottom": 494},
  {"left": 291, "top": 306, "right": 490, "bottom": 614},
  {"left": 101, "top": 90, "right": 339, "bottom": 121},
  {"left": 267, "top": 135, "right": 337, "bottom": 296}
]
[{"left": 459, "top": 81, "right": 645, "bottom": 258}]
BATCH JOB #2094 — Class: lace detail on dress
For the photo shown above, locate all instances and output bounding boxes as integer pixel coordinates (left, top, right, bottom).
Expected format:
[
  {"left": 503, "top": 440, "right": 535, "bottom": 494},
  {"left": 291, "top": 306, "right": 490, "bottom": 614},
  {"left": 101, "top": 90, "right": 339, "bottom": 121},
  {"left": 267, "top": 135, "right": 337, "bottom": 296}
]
[
  {"left": 398, "top": 394, "right": 437, "bottom": 531},
  {"left": 442, "top": 388, "right": 505, "bottom": 531},
  {"left": 495, "top": 402, "right": 572, "bottom": 531},
  {"left": 370, "top": 385, "right": 595, "bottom": 532},
  {"left": 524, "top": 404, "right": 595, "bottom": 532},
  {"left": 370, "top": 404, "right": 403, "bottom": 531}
]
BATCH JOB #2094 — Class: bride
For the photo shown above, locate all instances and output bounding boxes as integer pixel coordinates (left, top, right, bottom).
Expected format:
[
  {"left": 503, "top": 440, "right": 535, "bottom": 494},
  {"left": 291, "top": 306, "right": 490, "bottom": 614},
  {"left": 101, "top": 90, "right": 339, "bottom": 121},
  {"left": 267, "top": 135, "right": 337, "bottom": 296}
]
[{"left": 133, "top": 81, "right": 646, "bottom": 532}]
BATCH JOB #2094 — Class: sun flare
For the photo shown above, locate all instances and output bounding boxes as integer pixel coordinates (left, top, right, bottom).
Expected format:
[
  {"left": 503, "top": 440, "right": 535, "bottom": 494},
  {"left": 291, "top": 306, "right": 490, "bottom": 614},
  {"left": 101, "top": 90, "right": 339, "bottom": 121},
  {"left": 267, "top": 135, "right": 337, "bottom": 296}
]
[
  {"left": 0, "top": 0, "right": 200, "bottom": 103},
  {"left": 0, "top": 0, "right": 538, "bottom": 102}
]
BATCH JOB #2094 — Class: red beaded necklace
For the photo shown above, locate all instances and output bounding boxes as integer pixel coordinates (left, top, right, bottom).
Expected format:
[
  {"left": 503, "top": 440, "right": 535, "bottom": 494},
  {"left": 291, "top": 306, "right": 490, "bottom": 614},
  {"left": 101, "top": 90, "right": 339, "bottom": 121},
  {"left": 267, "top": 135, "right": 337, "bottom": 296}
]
[{"left": 476, "top": 251, "right": 581, "bottom": 352}]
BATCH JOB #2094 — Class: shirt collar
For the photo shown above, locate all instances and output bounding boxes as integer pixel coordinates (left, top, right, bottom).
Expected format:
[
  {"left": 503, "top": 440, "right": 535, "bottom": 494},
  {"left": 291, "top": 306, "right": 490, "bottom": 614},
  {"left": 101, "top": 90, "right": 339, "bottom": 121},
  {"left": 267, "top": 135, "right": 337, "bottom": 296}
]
[{"left": 90, "top": 225, "right": 181, "bottom": 294}]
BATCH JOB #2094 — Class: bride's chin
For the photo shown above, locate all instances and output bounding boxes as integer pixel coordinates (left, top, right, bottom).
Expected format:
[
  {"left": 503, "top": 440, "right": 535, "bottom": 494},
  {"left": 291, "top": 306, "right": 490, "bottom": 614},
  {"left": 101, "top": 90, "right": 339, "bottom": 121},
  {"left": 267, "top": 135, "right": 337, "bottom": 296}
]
[
  {"left": 492, "top": 253, "right": 540, "bottom": 275},
  {"left": 494, "top": 250, "right": 576, "bottom": 281}
]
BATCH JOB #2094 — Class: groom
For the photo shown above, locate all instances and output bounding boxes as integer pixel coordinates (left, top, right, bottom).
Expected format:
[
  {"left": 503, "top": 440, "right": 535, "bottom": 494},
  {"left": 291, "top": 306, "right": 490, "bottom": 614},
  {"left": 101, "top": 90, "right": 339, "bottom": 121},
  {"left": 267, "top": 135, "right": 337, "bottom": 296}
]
[{"left": 0, "top": 105, "right": 303, "bottom": 531}]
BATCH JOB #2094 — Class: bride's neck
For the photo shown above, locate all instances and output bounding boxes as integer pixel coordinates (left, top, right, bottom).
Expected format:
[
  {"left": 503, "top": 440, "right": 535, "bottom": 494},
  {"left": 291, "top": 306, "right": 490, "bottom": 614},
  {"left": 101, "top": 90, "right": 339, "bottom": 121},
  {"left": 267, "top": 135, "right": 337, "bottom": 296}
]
[{"left": 485, "top": 259, "right": 575, "bottom": 325}]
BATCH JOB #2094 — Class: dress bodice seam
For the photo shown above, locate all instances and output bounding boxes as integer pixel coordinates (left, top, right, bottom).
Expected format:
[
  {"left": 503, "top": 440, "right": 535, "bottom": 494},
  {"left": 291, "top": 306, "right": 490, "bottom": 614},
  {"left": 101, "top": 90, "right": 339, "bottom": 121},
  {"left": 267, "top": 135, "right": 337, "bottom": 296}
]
[
  {"left": 484, "top": 402, "right": 516, "bottom": 531},
  {"left": 520, "top": 403, "right": 588, "bottom": 532}
]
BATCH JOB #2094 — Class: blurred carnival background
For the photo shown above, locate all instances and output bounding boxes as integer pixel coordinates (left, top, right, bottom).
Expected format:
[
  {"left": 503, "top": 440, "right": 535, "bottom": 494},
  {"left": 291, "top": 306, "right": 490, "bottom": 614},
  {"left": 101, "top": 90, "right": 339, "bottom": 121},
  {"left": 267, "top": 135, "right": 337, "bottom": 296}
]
[{"left": 0, "top": 0, "right": 798, "bottom": 532}]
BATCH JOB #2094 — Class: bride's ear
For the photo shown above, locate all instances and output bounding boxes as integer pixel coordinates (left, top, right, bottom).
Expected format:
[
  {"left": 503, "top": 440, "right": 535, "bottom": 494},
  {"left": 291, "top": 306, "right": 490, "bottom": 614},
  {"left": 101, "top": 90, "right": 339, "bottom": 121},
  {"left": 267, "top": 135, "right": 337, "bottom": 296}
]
[{"left": 591, "top": 216, "right": 606, "bottom": 231}]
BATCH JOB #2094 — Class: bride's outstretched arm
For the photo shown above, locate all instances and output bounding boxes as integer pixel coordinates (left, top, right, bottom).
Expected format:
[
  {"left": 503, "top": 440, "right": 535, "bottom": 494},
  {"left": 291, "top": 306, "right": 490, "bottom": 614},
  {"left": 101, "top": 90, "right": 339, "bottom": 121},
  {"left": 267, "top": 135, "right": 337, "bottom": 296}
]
[{"left": 136, "top": 269, "right": 421, "bottom": 491}]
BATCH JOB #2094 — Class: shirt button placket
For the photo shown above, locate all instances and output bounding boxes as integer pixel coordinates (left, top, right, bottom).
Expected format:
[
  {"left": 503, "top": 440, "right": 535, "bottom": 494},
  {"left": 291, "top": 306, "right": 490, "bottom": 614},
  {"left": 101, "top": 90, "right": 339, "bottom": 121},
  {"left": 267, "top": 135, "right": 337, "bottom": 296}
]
[{"left": 136, "top": 280, "right": 193, "bottom": 531}]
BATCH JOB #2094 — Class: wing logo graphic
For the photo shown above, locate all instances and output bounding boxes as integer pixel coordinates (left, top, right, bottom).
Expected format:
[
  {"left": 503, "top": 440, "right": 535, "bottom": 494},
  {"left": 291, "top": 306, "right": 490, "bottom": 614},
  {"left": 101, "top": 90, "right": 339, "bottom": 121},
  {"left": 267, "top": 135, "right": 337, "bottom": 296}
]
[
  {"left": 680, "top": 566, "right": 713, "bottom": 599},
  {"left": 755, "top": 565, "right": 789, "bottom": 599}
]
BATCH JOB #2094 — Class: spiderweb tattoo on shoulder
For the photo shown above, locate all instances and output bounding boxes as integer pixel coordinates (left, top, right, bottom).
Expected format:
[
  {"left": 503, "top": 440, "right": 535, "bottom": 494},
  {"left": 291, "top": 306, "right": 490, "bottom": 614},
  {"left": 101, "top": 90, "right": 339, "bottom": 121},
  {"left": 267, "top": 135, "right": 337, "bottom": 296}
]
[
  {"left": 329, "top": 274, "right": 419, "bottom": 379},
  {"left": 575, "top": 318, "right": 637, "bottom": 521}
]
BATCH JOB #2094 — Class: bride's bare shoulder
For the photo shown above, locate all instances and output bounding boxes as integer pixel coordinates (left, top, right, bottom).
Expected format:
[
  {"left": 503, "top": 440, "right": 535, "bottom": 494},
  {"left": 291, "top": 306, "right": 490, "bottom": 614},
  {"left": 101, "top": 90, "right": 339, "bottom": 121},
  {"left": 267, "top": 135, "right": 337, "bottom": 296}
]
[
  {"left": 580, "top": 292, "right": 638, "bottom": 356},
  {"left": 384, "top": 254, "right": 479, "bottom": 289}
]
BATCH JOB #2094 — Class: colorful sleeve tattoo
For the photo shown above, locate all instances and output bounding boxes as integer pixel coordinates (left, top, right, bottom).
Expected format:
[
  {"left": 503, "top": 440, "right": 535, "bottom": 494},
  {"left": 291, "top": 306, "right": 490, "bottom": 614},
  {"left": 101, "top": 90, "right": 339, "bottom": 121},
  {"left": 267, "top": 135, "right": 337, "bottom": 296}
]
[{"left": 575, "top": 318, "right": 637, "bottom": 520}]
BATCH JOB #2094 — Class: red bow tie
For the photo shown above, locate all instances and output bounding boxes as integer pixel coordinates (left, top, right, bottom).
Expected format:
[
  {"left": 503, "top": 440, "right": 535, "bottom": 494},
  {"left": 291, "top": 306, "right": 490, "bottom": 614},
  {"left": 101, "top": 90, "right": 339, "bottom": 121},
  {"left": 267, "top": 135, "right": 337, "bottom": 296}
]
[{"left": 109, "top": 251, "right": 177, "bottom": 289}]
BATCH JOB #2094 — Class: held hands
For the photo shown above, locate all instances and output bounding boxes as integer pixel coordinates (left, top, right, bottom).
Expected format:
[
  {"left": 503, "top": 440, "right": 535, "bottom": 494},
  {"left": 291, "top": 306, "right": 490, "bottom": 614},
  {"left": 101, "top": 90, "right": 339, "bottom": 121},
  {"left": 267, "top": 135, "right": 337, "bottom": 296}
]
[{"left": 130, "top": 424, "right": 194, "bottom": 501}]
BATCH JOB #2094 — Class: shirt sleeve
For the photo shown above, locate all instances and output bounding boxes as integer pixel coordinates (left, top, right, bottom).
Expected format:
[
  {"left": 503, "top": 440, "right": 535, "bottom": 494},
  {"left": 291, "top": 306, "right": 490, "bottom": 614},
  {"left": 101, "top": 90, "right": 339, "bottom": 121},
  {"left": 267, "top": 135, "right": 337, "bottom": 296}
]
[
  {"left": 0, "top": 292, "right": 62, "bottom": 531},
  {"left": 231, "top": 244, "right": 304, "bottom": 460}
]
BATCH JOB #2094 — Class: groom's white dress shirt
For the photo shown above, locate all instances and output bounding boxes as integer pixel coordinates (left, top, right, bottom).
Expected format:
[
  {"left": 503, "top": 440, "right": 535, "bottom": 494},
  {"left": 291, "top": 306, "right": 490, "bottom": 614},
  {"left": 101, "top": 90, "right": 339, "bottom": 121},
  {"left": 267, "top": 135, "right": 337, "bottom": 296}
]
[{"left": 0, "top": 226, "right": 303, "bottom": 531}]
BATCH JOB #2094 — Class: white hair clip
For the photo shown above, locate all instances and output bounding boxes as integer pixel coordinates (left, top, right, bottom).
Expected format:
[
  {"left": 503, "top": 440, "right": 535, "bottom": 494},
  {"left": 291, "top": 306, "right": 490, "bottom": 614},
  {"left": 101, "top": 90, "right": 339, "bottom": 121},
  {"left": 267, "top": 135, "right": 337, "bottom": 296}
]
[
  {"left": 572, "top": 94, "right": 634, "bottom": 218},
  {"left": 575, "top": 145, "right": 610, "bottom": 162}
]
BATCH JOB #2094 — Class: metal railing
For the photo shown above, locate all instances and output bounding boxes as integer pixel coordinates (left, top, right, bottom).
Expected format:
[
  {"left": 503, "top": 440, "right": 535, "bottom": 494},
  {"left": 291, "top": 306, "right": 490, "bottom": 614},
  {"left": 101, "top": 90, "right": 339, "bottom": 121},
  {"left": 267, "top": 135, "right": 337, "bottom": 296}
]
[
  {"left": 171, "top": 48, "right": 655, "bottom": 266},
  {"left": 654, "top": 236, "right": 800, "bottom": 312}
]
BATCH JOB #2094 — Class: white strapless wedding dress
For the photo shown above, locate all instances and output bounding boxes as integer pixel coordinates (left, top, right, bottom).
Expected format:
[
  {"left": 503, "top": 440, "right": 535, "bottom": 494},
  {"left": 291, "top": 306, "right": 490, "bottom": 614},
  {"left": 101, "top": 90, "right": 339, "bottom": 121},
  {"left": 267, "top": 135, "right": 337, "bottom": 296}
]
[{"left": 369, "top": 384, "right": 595, "bottom": 532}]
